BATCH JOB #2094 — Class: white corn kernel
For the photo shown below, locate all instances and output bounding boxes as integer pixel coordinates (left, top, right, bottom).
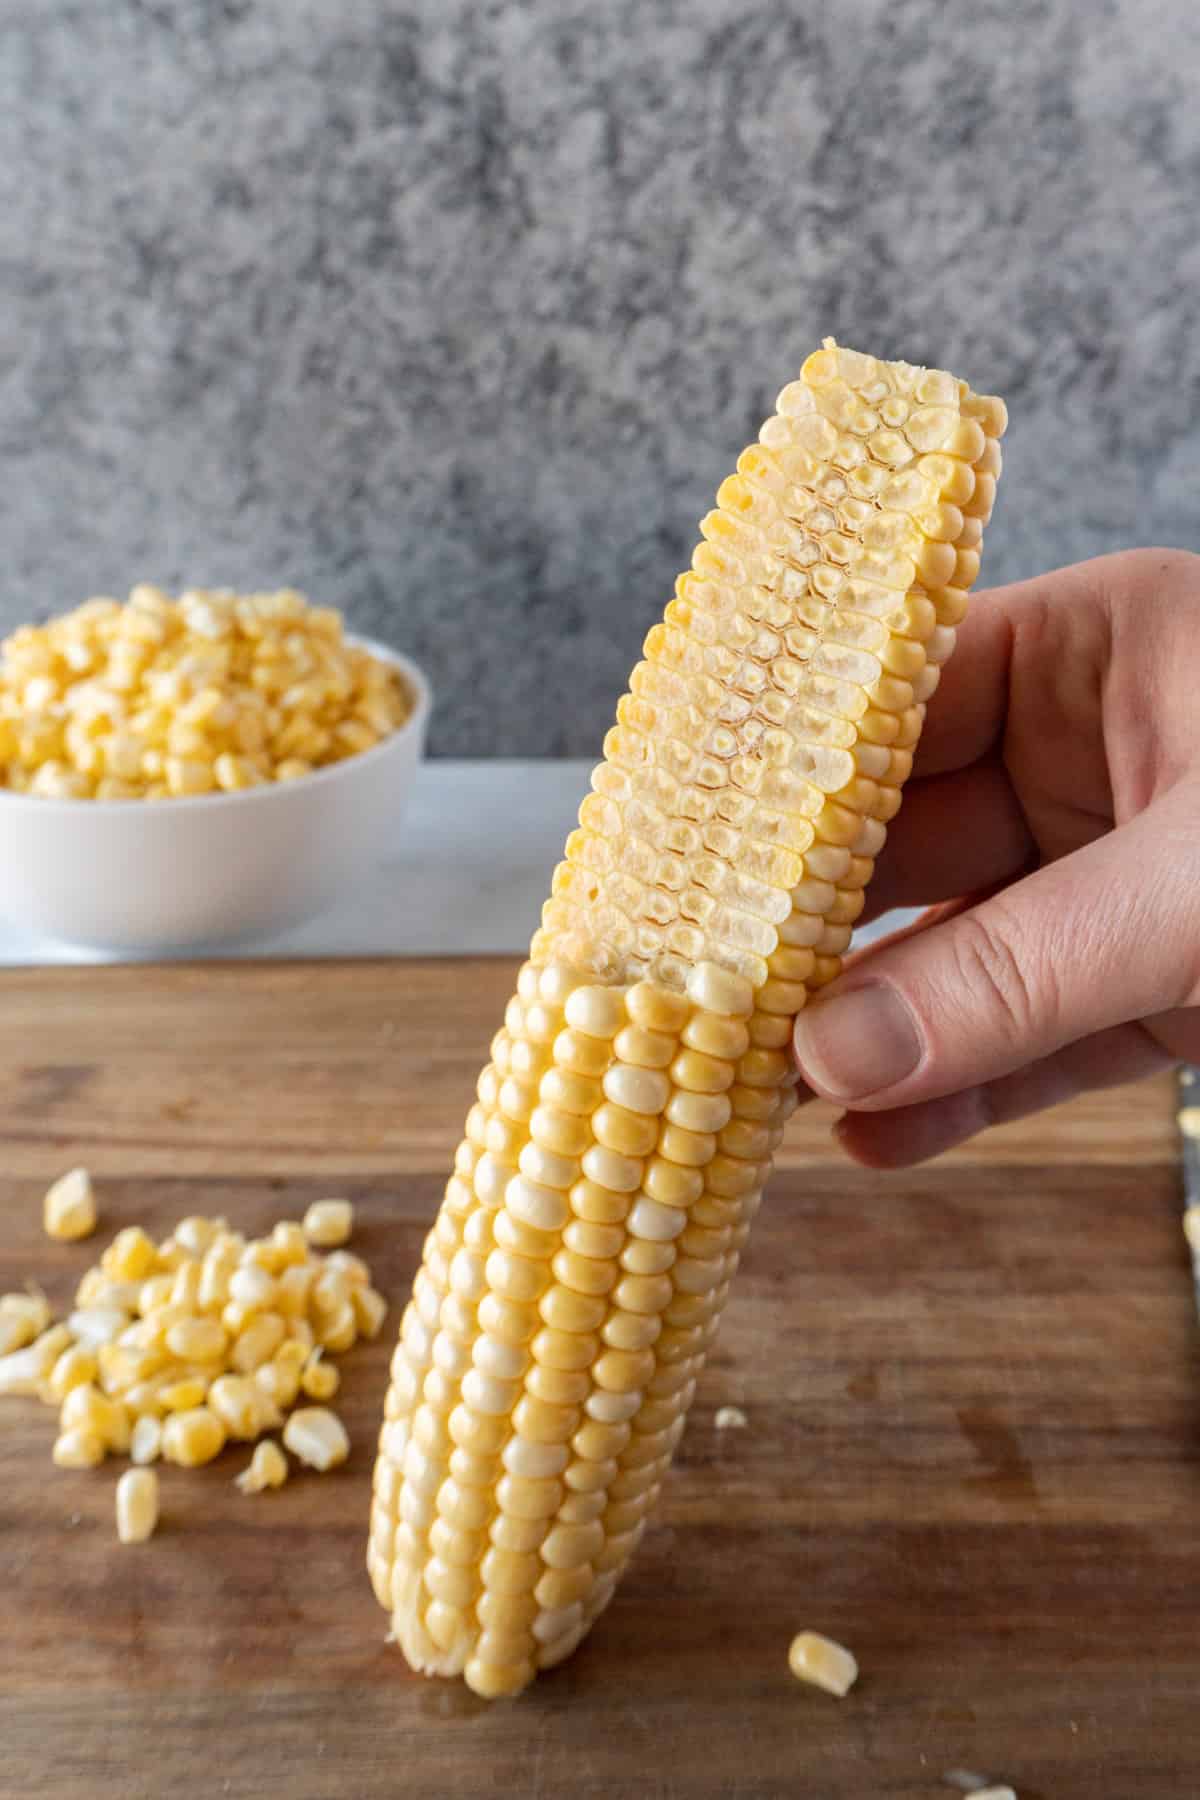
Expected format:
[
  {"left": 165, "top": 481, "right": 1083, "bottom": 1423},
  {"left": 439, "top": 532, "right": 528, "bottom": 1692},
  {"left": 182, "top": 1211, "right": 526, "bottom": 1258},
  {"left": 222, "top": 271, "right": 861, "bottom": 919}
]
[
  {"left": 787, "top": 1630, "right": 858, "bottom": 1697},
  {"left": 0, "top": 1325, "right": 73, "bottom": 1395},
  {"left": 116, "top": 1469, "right": 160, "bottom": 1543},
  {"left": 714, "top": 1406, "right": 748, "bottom": 1430},
  {"left": 130, "top": 1415, "right": 163, "bottom": 1465},
  {"left": 283, "top": 1406, "right": 350, "bottom": 1471},
  {"left": 68, "top": 1307, "right": 130, "bottom": 1348},
  {"left": 228, "top": 1264, "right": 275, "bottom": 1309},
  {"left": 301, "top": 1198, "right": 354, "bottom": 1247},
  {"left": 43, "top": 1167, "right": 97, "bottom": 1240}
]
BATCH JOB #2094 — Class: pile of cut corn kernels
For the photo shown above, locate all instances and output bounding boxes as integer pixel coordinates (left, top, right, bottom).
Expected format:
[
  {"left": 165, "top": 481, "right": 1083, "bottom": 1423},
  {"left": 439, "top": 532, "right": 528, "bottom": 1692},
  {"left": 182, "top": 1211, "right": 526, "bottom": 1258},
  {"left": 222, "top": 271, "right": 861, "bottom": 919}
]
[
  {"left": 0, "top": 1169, "right": 386, "bottom": 1541},
  {"left": 0, "top": 585, "right": 413, "bottom": 799}
]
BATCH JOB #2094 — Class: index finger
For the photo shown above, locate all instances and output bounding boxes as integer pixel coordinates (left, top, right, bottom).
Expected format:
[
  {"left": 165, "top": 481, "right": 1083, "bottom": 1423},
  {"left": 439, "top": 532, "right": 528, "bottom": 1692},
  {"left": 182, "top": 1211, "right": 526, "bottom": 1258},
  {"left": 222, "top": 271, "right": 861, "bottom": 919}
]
[{"left": 907, "top": 585, "right": 1012, "bottom": 778}]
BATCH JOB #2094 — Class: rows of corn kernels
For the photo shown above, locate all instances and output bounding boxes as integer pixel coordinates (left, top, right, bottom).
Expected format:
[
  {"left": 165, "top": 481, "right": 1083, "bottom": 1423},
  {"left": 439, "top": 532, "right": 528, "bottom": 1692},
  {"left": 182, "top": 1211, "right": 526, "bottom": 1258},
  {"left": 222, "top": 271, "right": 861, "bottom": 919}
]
[{"left": 369, "top": 344, "right": 1006, "bottom": 1699}]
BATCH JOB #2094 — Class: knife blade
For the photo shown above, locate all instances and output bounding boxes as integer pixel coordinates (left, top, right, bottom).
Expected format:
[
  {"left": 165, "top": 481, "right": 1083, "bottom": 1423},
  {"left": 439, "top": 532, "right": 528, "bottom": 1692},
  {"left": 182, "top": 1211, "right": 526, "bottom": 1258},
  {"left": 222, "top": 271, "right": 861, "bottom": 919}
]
[{"left": 1179, "top": 1068, "right": 1200, "bottom": 1304}]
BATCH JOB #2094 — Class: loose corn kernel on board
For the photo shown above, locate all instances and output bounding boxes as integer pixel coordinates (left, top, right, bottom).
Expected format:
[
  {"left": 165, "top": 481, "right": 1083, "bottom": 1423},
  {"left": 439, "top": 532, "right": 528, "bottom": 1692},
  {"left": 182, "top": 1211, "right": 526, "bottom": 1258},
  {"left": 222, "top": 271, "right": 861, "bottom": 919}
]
[{"left": 0, "top": 958, "right": 1189, "bottom": 1799}]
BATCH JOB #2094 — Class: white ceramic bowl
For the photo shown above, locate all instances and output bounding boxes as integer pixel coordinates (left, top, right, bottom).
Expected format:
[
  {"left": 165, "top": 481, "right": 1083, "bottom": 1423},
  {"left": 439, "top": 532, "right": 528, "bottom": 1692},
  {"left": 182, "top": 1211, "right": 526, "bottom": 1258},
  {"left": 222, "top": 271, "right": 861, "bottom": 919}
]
[{"left": 0, "top": 640, "right": 431, "bottom": 955}]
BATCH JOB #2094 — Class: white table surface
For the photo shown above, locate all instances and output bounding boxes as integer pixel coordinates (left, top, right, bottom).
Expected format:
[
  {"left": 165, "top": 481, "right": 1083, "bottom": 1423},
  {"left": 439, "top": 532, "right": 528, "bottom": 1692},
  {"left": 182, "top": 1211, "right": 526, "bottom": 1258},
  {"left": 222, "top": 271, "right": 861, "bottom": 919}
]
[{"left": 0, "top": 760, "right": 916, "bottom": 964}]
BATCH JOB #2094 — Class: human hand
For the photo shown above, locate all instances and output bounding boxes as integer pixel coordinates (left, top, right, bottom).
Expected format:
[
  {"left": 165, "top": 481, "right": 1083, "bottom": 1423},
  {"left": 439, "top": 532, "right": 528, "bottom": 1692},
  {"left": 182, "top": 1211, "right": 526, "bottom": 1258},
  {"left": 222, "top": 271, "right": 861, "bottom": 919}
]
[{"left": 791, "top": 548, "right": 1200, "bottom": 1166}]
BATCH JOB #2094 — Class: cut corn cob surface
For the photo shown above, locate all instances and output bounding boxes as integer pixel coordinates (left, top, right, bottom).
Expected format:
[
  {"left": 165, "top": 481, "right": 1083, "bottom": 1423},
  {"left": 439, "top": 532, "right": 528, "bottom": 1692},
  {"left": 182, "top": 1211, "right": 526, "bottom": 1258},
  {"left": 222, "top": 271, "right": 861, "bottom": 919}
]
[{"left": 370, "top": 340, "right": 1007, "bottom": 1699}]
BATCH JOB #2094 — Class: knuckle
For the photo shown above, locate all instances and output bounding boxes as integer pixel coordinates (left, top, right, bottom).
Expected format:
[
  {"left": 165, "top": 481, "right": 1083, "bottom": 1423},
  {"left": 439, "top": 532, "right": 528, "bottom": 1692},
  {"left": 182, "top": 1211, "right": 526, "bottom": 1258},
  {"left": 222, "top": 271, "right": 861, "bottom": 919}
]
[{"left": 948, "top": 907, "right": 1047, "bottom": 1049}]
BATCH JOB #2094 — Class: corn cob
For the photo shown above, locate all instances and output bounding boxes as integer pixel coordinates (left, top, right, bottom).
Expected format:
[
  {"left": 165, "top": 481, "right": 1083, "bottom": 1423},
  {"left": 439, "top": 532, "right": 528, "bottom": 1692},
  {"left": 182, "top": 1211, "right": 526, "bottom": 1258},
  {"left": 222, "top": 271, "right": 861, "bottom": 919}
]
[{"left": 370, "top": 339, "right": 1006, "bottom": 1697}]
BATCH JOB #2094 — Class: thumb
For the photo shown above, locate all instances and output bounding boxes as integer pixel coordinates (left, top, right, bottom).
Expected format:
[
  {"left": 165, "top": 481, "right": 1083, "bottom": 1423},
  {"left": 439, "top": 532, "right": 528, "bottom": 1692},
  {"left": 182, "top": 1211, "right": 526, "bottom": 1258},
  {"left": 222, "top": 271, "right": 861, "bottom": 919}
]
[{"left": 792, "top": 795, "right": 1200, "bottom": 1111}]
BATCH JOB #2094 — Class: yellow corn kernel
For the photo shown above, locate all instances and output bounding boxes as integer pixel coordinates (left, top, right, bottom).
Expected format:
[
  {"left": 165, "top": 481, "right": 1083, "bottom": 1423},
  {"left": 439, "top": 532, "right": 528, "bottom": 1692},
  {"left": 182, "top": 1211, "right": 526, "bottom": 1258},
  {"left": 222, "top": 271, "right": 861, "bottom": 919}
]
[
  {"left": 61, "top": 1383, "right": 131, "bottom": 1452},
  {"left": 52, "top": 1427, "right": 107, "bottom": 1469},
  {"left": 161, "top": 1407, "right": 226, "bottom": 1467},
  {"left": 235, "top": 1439, "right": 289, "bottom": 1494},
  {"left": 0, "top": 1290, "right": 52, "bottom": 1357},
  {"left": 174, "top": 1215, "right": 220, "bottom": 1257},
  {"left": 204, "top": 1373, "right": 265, "bottom": 1439},
  {"left": 270, "top": 1221, "right": 309, "bottom": 1267},
  {"left": 45, "top": 1343, "right": 99, "bottom": 1401},
  {"left": 101, "top": 1225, "right": 159, "bottom": 1282},
  {"left": 311, "top": 1265, "right": 352, "bottom": 1316},
  {"left": 352, "top": 1285, "right": 387, "bottom": 1339},
  {"left": 116, "top": 1469, "right": 160, "bottom": 1543},
  {"left": 158, "top": 1376, "right": 208, "bottom": 1413},
  {"left": 164, "top": 1317, "right": 227, "bottom": 1363},
  {"left": 274, "top": 1263, "right": 315, "bottom": 1317},
  {"left": 325, "top": 1249, "right": 370, "bottom": 1286},
  {"left": 787, "top": 1630, "right": 859, "bottom": 1698},
  {"left": 302, "top": 1198, "right": 354, "bottom": 1247},
  {"left": 283, "top": 1407, "right": 350, "bottom": 1471},
  {"left": 254, "top": 1357, "right": 301, "bottom": 1412},
  {"left": 137, "top": 1273, "right": 175, "bottom": 1317},
  {"left": 314, "top": 1300, "right": 357, "bottom": 1354},
  {"left": 43, "top": 1167, "right": 97, "bottom": 1240},
  {"left": 300, "top": 1354, "right": 340, "bottom": 1401},
  {"left": 230, "top": 1311, "right": 287, "bottom": 1373}
]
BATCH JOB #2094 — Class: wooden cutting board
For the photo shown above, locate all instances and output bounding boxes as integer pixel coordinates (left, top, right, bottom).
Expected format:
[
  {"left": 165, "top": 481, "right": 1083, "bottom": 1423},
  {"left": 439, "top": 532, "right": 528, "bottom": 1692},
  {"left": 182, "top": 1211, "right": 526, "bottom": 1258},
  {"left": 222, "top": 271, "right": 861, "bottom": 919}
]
[{"left": 0, "top": 960, "right": 1193, "bottom": 1800}]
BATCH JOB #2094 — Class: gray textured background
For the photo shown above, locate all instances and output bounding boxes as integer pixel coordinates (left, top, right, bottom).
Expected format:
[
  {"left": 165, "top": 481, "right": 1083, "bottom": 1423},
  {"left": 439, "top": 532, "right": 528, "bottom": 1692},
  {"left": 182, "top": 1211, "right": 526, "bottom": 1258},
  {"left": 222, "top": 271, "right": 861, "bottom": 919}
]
[{"left": 2, "top": 1, "right": 1197, "bottom": 754}]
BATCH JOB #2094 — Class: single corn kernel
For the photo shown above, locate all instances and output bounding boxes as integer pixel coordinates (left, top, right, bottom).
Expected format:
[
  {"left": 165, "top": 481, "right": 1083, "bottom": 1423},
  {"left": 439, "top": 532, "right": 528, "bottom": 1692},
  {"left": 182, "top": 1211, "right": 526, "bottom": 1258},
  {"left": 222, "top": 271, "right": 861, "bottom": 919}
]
[
  {"left": 314, "top": 1300, "right": 357, "bottom": 1353},
  {"left": 302, "top": 1198, "right": 354, "bottom": 1248},
  {"left": 787, "top": 1631, "right": 859, "bottom": 1698},
  {"left": 0, "top": 1290, "right": 52, "bottom": 1356},
  {"left": 174, "top": 1215, "right": 220, "bottom": 1257},
  {"left": 300, "top": 1355, "right": 339, "bottom": 1401},
  {"left": 116, "top": 1468, "right": 160, "bottom": 1543},
  {"left": 130, "top": 1414, "right": 163, "bottom": 1465},
  {"left": 228, "top": 1264, "right": 276, "bottom": 1310},
  {"left": 325, "top": 1250, "right": 370, "bottom": 1286},
  {"left": 68, "top": 1306, "right": 130, "bottom": 1348},
  {"left": 352, "top": 1285, "right": 387, "bottom": 1339},
  {"left": 164, "top": 1317, "right": 227, "bottom": 1363},
  {"left": 161, "top": 1407, "right": 226, "bottom": 1467},
  {"left": 230, "top": 1311, "right": 287, "bottom": 1372},
  {"left": 52, "top": 1427, "right": 106, "bottom": 1468},
  {"left": 0, "top": 1324, "right": 73, "bottom": 1396},
  {"left": 283, "top": 1406, "right": 350, "bottom": 1471},
  {"left": 158, "top": 1376, "right": 208, "bottom": 1413},
  {"left": 235, "top": 1439, "right": 289, "bottom": 1494},
  {"left": 61, "top": 1382, "right": 131, "bottom": 1452},
  {"left": 270, "top": 1221, "right": 309, "bottom": 1266},
  {"left": 43, "top": 1167, "right": 97, "bottom": 1240},
  {"left": 101, "top": 1225, "right": 159, "bottom": 1281},
  {"left": 207, "top": 1374, "right": 265, "bottom": 1440},
  {"left": 46, "top": 1343, "right": 100, "bottom": 1402}
]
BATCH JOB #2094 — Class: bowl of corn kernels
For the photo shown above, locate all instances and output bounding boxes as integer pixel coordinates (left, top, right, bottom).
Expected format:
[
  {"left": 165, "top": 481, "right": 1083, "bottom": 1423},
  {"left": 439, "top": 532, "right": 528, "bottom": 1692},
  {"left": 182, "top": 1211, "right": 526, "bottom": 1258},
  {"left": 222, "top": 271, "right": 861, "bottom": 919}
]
[{"left": 0, "top": 584, "right": 430, "bottom": 952}]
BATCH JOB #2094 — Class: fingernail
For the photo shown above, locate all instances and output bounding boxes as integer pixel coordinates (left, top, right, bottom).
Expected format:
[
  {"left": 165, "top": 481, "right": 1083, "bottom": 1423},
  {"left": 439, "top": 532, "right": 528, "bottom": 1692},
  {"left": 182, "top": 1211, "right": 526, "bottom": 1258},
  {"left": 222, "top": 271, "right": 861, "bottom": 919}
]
[{"left": 792, "top": 984, "right": 922, "bottom": 1102}]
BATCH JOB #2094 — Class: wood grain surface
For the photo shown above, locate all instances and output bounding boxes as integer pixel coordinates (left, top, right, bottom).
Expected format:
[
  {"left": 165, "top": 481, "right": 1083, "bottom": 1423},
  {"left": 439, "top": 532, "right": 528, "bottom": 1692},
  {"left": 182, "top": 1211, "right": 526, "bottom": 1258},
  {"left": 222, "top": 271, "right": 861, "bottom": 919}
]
[{"left": 0, "top": 959, "right": 1193, "bottom": 1799}]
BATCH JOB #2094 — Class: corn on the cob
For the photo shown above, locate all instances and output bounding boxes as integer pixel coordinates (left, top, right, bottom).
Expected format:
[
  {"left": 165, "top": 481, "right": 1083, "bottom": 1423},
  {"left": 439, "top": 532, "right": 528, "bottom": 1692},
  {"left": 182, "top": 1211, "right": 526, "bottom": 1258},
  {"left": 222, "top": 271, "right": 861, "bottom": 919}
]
[{"left": 370, "top": 340, "right": 1006, "bottom": 1697}]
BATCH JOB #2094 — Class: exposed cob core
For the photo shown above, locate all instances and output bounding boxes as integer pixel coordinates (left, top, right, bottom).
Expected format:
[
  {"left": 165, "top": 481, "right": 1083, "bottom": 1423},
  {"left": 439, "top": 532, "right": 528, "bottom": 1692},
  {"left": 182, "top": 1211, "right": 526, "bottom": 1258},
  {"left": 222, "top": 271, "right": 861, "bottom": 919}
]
[{"left": 370, "top": 341, "right": 1006, "bottom": 1697}]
